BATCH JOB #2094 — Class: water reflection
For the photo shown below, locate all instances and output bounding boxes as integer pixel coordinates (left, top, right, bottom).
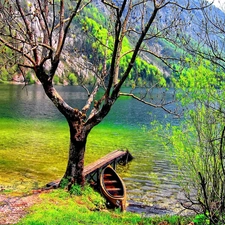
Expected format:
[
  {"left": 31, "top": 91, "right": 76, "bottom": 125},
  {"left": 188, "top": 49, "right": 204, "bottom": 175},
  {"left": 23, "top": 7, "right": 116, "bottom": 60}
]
[{"left": 119, "top": 146, "right": 185, "bottom": 215}]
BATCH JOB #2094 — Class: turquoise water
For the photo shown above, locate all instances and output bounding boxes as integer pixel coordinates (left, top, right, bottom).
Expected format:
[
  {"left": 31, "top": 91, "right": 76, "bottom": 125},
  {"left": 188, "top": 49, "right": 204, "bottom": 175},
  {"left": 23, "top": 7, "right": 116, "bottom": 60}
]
[{"left": 0, "top": 84, "right": 183, "bottom": 215}]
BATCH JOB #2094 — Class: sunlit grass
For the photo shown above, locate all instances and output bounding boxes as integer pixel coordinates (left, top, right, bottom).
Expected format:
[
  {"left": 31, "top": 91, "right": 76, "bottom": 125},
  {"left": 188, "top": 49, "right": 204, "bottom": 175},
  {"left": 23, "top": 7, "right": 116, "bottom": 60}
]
[{"left": 16, "top": 188, "right": 193, "bottom": 225}]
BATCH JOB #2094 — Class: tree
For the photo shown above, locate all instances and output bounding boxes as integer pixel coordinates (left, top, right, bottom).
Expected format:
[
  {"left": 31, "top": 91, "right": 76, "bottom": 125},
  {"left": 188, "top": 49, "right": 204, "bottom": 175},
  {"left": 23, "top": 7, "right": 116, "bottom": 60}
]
[
  {"left": 166, "top": 2, "right": 225, "bottom": 224},
  {"left": 0, "top": 0, "right": 208, "bottom": 186},
  {"left": 180, "top": 1, "right": 225, "bottom": 70},
  {"left": 164, "top": 58, "right": 225, "bottom": 224}
]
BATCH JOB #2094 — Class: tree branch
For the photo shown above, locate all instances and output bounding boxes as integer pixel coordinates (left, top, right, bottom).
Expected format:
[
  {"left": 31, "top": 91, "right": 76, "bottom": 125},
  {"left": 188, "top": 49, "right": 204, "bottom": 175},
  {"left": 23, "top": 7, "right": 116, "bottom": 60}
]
[
  {"left": 0, "top": 37, "right": 36, "bottom": 66},
  {"left": 113, "top": 6, "right": 159, "bottom": 96},
  {"left": 119, "top": 92, "right": 180, "bottom": 117},
  {"left": 82, "top": 84, "right": 100, "bottom": 115},
  {"left": 16, "top": 0, "right": 39, "bottom": 64}
]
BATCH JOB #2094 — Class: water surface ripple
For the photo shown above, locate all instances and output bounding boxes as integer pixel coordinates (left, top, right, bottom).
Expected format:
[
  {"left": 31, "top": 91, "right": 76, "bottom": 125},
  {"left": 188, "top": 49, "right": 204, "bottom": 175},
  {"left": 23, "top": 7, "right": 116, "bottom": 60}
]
[{"left": 0, "top": 84, "right": 187, "bottom": 215}]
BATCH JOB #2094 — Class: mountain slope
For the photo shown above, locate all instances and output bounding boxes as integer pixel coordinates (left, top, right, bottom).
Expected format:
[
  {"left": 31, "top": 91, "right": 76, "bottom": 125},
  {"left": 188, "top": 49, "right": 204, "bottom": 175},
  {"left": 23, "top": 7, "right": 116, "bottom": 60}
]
[{"left": 0, "top": 0, "right": 224, "bottom": 85}]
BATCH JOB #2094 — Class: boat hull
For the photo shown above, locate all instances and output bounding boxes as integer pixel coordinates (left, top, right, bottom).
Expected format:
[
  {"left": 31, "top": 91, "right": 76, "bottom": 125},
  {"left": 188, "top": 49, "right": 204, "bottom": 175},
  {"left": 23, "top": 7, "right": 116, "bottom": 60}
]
[{"left": 100, "top": 165, "right": 126, "bottom": 211}]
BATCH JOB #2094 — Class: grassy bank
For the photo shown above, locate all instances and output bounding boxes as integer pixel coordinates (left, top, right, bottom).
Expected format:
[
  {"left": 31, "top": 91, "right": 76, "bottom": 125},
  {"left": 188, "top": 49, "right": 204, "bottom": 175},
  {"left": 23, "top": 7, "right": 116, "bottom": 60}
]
[{"left": 14, "top": 187, "right": 195, "bottom": 225}]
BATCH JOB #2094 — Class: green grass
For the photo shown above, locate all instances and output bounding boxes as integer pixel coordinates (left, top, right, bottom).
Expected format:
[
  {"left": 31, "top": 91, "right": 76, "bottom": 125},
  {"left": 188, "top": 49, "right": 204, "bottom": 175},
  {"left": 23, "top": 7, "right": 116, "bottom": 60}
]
[{"left": 16, "top": 187, "right": 194, "bottom": 225}]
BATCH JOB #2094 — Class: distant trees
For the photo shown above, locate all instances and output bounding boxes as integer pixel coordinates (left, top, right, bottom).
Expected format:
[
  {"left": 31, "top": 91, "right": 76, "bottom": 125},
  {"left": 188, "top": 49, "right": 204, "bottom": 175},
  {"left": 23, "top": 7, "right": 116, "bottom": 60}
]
[
  {"left": 68, "top": 73, "right": 78, "bottom": 85},
  {"left": 0, "top": 0, "right": 209, "bottom": 186},
  {"left": 0, "top": 46, "right": 18, "bottom": 82}
]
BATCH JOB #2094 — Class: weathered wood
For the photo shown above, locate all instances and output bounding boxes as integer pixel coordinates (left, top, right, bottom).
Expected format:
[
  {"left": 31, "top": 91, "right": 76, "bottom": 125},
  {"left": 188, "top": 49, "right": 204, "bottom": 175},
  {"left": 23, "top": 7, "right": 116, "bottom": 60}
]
[
  {"left": 46, "top": 149, "right": 133, "bottom": 188},
  {"left": 83, "top": 150, "right": 131, "bottom": 177},
  {"left": 100, "top": 165, "right": 127, "bottom": 211}
]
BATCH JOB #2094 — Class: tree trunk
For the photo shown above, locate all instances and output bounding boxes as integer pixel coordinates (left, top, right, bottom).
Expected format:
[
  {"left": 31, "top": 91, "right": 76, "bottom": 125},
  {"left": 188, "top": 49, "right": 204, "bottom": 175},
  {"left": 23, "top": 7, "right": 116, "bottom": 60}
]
[
  {"left": 62, "top": 135, "right": 86, "bottom": 187},
  {"left": 61, "top": 119, "right": 88, "bottom": 187},
  {"left": 39, "top": 77, "right": 90, "bottom": 187}
]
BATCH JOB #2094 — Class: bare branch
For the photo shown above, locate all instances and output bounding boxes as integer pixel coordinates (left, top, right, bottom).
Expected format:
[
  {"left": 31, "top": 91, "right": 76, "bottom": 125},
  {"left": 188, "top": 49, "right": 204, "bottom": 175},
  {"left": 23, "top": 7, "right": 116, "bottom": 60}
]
[
  {"left": 119, "top": 92, "right": 180, "bottom": 117},
  {"left": 113, "top": 6, "right": 159, "bottom": 96},
  {"left": 16, "top": 0, "right": 39, "bottom": 64},
  {"left": 54, "top": 0, "right": 65, "bottom": 61},
  {"left": 0, "top": 37, "right": 35, "bottom": 65},
  {"left": 82, "top": 84, "right": 100, "bottom": 115},
  {"left": 18, "top": 63, "right": 34, "bottom": 69},
  {"left": 159, "top": 0, "right": 212, "bottom": 10},
  {"left": 101, "top": 0, "right": 119, "bottom": 10}
]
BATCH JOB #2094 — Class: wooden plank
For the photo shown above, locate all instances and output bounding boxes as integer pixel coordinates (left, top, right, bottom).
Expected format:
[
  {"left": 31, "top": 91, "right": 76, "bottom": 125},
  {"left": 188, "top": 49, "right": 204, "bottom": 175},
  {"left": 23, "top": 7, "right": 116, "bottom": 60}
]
[
  {"left": 46, "top": 150, "right": 132, "bottom": 188},
  {"left": 83, "top": 150, "right": 127, "bottom": 176}
]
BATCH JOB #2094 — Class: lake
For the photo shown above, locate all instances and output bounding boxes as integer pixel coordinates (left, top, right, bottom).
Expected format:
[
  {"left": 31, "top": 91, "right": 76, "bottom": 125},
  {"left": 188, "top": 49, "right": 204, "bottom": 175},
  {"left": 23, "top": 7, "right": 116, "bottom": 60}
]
[{"left": 0, "top": 84, "right": 185, "bottom": 215}]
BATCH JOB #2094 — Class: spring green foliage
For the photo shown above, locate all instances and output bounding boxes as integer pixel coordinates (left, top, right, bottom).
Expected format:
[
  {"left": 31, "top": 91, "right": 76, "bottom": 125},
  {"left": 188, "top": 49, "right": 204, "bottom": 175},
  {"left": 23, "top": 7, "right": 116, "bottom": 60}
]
[
  {"left": 0, "top": 67, "right": 10, "bottom": 82},
  {"left": 16, "top": 188, "right": 193, "bottom": 225},
  {"left": 193, "top": 214, "right": 209, "bottom": 225},
  {"left": 154, "top": 57, "right": 225, "bottom": 223},
  {"left": 0, "top": 46, "right": 18, "bottom": 82},
  {"left": 53, "top": 75, "right": 60, "bottom": 85},
  {"left": 26, "top": 72, "right": 36, "bottom": 84},
  {"left": 68, "top": 73, "right": 78, "bottom": 85},
  {"left": 172, "top": 58, "right": 225, "bottom": 180},
  {"left": 70, "top": 184, "right": 82, "bottom": 196},
  {"left": 80, "top": 6, "right": 165, "bottom": 87},
  {"left": 174, "top": 57, "right": 222, "bottom": 105}
]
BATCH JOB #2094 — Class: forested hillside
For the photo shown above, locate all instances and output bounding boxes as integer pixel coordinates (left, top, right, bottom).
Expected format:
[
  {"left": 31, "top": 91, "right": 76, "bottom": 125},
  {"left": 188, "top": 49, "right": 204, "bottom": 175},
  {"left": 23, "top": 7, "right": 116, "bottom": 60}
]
[{"left": 0, "top": 0, "right": 223, "bottom": 86}]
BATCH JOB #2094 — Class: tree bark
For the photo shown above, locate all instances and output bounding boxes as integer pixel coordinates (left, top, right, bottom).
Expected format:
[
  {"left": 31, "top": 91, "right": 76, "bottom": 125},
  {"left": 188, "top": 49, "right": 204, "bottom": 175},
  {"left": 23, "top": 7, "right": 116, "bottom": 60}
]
[
  {"left": 37, "top": 70, "right": 88, "bottom": 187},
  {"left": 62, "top": 126, "right": 87, "bottom": 187}
]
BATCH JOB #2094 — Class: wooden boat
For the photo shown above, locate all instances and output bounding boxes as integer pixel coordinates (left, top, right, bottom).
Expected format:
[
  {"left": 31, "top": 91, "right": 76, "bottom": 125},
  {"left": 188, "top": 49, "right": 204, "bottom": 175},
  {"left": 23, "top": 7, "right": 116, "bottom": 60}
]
[{"left": 100, "top": 165, "right": 127, "bottom": 211}]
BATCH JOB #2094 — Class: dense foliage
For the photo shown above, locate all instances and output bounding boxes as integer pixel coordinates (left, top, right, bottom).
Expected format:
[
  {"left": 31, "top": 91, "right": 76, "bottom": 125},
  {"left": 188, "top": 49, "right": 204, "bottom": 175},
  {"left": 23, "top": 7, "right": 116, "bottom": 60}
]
[
  {"left": 75, "top": 5, "right": 166, "bottom": 87},
  {"left": 153, "top": 58, "right": 225, "bottom": 224}
]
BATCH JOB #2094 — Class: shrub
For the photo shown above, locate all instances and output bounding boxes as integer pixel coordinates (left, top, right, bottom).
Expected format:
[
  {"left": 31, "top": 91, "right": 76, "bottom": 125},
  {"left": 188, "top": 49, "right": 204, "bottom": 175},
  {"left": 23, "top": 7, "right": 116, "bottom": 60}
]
[
  {"left": 26, "top": 72, "right": 35, "bottom": 84},
  {"left": 68, "top": 73, "right": 78, "bottom": 85},
  {"left": 53, "top": 75, "right": 60, "bottom": 85}
]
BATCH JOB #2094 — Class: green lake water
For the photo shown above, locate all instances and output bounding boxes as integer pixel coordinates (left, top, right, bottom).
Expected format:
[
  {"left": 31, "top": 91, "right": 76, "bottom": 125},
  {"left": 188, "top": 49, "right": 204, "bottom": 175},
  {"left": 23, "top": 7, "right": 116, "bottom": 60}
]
[{"left": 0, "top": 84, "right": 185, "bottom": 215}]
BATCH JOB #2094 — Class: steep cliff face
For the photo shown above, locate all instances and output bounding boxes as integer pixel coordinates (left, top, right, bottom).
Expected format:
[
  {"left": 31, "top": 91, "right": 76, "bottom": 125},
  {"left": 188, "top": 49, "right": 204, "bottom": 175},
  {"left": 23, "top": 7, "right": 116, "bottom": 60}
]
[
  {"left": 8, "top": 35, "right": 96, "bottom": 85},
  {"left": 9, "top": 53, "right": 95, "bottom": 85}
]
